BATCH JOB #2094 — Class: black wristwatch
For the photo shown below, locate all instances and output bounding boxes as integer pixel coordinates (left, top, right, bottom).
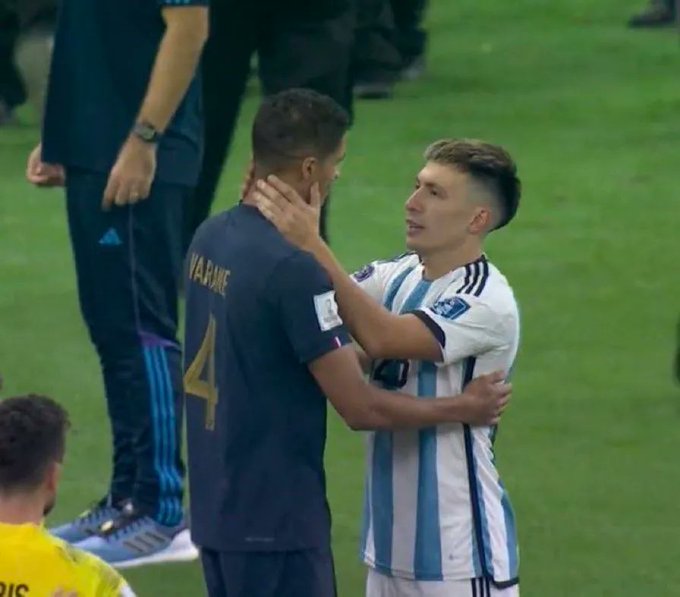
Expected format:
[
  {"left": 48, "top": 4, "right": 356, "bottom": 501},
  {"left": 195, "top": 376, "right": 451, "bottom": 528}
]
[{"left": 132, "top": 121, "right": 161, "bottom": 144}]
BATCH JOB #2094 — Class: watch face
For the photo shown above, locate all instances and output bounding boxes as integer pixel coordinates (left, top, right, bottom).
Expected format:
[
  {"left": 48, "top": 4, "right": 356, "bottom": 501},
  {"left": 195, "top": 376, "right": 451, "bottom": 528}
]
[{"left": 136, "top": 124, "right": 157, "bottom": 142}]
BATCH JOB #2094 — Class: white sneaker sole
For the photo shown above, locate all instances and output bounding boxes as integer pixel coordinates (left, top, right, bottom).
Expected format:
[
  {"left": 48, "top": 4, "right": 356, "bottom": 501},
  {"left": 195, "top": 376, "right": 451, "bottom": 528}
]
[{"left": 113, "top": 529, "right": 199, "bottom": 570}]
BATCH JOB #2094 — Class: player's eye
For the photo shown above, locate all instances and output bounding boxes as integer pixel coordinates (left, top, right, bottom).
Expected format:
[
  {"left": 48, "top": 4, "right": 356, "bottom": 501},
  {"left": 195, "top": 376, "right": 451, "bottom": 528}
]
[{"left": 430, "top": 185, "right": 446, "bottom": 199}]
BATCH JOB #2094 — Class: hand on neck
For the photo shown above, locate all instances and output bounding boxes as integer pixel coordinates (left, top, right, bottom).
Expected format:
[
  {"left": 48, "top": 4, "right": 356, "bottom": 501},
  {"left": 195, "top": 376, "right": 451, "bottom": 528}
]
[{"left": 244, "top": 166, "right": 309, "bottom": 207}]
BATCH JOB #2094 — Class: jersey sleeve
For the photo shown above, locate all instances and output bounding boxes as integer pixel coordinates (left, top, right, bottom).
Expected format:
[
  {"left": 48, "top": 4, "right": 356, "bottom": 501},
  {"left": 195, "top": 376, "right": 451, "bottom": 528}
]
[
  {"left": 350, "top": 262, "right": 384, "bottom": 301},
  {"left": 270, "top": 252, "right": 351, "bottom": 364},
  {"left": 412, "top": 295, "right": 514, "bottom": 365},
  {"left": 351, "top": 253, "right": 417, "bottom": 303}
]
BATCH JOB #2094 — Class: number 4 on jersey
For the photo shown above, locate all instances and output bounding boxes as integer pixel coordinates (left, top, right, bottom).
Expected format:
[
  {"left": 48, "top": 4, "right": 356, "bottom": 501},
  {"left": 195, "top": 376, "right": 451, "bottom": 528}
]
[{"left": 184, "top": 316, "right": 218, "bottom": 431}]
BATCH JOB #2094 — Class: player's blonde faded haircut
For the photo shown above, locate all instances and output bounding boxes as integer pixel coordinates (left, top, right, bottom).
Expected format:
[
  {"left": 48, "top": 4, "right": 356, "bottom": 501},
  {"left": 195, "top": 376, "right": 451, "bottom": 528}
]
[{"left": 424, "top": 138, "right": 521, "bottom": 229}]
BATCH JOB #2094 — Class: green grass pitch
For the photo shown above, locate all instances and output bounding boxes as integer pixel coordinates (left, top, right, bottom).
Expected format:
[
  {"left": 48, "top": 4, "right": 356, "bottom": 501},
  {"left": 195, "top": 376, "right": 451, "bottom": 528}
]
[{"left": 1, "top": 0, "right": 680, "bottom": 594}]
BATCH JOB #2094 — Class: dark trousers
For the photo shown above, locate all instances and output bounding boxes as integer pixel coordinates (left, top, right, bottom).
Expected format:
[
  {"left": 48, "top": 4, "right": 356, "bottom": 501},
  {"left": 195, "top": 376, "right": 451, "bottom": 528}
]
[
  {"left": 183, "top": 0, "right": 355, "bottom": 253},
  {"left": 353, "top": 0, "right": 427, "bottom": 83},
  {"left": 0, "top": 9, "right": 26, "bottom": 109},
  {"left": 353, "top": 0, "right": 402, "bottom": 84},
  {"left": 201, "top": 548, "right": 337, "bottom": 597},
  {"left": 65, "top": 168, "right": 186, "bottom": 526},
  {"left": 392, "top": 0, "right": 428, "bottom": 63}
]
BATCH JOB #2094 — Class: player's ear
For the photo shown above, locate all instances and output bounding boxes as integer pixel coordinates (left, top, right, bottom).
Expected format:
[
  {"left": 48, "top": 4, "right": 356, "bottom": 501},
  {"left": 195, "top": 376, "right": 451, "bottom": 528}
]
[
  {"left": 300, "top": 156, "right": 318, "bottom": 182},
  {"left": 469, "top": 207, "right": 492, "bottom": 235},
  {"left": 46, "top": 461, "right": 62, "bottom": 494}
]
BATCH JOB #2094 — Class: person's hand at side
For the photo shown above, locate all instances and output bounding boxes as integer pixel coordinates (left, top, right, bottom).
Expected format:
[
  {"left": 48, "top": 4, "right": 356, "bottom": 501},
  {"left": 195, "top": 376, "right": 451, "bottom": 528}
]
[
  {"left": 102, "top": 136, "right": 156, "bottom": 210},
  {"left": 26, "top": 143, "right": 65, "bottom": 187}
]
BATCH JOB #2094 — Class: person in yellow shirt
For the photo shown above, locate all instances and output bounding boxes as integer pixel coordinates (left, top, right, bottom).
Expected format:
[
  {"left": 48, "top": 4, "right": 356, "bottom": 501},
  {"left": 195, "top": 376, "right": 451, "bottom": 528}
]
[{"left": 0, "top": 394, "right": 135, "bottom": 596}]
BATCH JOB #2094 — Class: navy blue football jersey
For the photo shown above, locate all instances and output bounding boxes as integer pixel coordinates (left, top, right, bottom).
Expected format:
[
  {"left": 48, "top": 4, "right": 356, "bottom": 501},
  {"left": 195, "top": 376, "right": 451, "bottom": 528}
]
[{"left": 183, "top": 204, "right": 350, "bottom": 551}]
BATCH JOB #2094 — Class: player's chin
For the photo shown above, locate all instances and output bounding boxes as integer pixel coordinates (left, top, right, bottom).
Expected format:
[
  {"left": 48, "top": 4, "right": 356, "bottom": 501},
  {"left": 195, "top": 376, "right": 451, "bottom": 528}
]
[{"left": 405, "top": 235, "right": 424, "bottom": 251}]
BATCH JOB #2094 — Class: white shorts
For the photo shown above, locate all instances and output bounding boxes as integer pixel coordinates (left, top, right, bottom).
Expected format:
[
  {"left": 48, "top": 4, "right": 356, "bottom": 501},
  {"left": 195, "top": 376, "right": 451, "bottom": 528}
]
[{"left": 366, "top": 568, "right": 520, "bottom": 597}]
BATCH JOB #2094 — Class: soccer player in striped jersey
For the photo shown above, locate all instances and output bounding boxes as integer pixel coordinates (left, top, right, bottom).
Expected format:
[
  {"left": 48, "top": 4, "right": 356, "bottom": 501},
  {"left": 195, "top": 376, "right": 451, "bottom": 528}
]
[
  {"left": 253, "top": 138, "right": 522, "bottom": 597},
  {"left": 185, "top": 92, "right": 512, "bottom": 597}
]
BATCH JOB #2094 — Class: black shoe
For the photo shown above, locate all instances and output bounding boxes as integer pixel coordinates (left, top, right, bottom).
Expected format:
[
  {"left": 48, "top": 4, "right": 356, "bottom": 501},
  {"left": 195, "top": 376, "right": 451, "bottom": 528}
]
[{"left": 628, "top": 0, "right": 675, "bottom": 28}]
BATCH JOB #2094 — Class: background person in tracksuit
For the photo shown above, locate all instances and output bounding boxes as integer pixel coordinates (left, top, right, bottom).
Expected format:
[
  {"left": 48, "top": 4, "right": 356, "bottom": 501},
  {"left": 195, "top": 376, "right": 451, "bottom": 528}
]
[{"left": 25, "top": 0, "right": 208, "bottom": 568}]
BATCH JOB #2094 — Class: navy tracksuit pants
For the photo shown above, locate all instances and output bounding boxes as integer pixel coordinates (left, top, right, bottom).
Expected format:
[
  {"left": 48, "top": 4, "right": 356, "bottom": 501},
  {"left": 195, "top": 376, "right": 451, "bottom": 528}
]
[{"left": 65, "top": 167, "right": 186, "bottom": 526}]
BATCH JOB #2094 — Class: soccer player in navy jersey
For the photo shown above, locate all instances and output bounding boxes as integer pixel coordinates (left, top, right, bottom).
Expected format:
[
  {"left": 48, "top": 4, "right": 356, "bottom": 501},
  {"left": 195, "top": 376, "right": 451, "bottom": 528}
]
[{"left": 183, "top": 88, "right": 512, "bottom": 597}]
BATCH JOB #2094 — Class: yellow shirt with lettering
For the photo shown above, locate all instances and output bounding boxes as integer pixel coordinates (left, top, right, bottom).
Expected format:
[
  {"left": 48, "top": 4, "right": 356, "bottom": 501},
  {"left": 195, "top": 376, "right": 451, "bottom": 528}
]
[{"left": 0, "top": 522, "right": 133, "bottom": 596}]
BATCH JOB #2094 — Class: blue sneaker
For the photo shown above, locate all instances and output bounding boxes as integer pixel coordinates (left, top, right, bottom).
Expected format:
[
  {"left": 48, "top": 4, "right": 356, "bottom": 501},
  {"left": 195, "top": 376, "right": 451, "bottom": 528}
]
[
  {"left": 76, "top": 503, "right": 198, "bottom": 569},
  {"left": 50, "top": 499, "right": 123, "bottom": 543}
]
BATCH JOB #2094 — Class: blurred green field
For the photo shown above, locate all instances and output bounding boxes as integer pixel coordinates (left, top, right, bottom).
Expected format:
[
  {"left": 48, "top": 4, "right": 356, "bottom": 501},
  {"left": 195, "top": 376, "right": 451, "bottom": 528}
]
[{"left": 2, "top": 0, "right": 680, "bottom": 594}]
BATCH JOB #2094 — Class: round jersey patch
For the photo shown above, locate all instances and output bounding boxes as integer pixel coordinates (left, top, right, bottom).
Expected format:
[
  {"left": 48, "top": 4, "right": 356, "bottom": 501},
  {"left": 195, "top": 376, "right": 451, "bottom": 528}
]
[{"left": 352, "top": 264, "right": 375, "bottom": 282}]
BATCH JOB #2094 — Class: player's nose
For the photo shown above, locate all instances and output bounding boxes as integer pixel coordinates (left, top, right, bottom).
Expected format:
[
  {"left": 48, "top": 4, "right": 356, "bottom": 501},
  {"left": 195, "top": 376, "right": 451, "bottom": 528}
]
[{"left": 405, "top": 190, "right": 423, "bottom": 212}]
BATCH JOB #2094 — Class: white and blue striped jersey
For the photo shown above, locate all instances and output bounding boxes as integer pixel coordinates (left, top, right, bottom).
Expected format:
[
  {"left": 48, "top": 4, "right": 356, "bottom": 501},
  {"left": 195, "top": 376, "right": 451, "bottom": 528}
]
[{"left": 353, "top": 252, "right": 520, "bottom": 586}]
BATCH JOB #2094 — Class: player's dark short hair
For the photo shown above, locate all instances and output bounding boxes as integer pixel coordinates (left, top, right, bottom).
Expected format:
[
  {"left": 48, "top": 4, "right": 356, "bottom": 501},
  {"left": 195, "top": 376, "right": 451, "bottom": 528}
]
[
  {"left": 252, "top": 88, "right": 350, "bottom": 171},
  {"left": 424, "top": 139, "right": 521, "bottom": 229},
  {"left": 0, "top": 395, "right": 69, "bottom": 493}
]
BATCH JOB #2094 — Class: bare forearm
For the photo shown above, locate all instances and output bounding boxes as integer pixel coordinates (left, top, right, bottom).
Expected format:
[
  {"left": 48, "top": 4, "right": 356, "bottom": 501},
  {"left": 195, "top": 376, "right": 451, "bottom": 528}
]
[
  {"left": 311, "top": 239, "right": 394, "bottom": 356},
  {"left": 312, "top": 345, "right": 505, "bottom": 432},
  {"left": 353, "top": 386, "right": 466, "bottom": 431},
  {"left": 138, "top": 13, "right": 208, "bottom": 131},
  {"left": 354, "top": 344, "right": 373, "bottom": 375}
]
